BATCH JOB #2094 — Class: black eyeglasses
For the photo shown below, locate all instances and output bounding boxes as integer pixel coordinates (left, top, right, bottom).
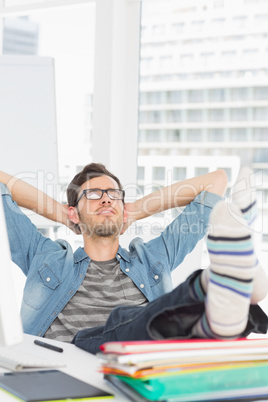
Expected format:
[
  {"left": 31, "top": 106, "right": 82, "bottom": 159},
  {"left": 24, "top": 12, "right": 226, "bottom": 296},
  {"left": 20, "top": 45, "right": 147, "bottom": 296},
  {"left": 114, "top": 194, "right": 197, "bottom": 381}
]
[{"left": 75, "top": 188, "right": 125, "bottom": 206}]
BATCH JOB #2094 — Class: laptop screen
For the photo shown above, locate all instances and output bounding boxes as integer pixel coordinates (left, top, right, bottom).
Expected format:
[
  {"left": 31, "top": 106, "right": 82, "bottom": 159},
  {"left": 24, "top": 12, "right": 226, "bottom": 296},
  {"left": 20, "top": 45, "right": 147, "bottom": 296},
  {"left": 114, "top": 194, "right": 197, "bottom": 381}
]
[{"left": 0, "top": 193, "right": 24, "bottom": 346}]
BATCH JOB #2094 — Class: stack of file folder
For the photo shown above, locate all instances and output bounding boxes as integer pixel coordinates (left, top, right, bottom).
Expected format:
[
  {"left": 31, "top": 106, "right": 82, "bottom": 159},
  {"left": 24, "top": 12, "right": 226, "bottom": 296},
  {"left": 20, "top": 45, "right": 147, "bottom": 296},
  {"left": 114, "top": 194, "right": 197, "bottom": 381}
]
[{"left": 98, "top": 338, "right": 268, "bottom": 401}]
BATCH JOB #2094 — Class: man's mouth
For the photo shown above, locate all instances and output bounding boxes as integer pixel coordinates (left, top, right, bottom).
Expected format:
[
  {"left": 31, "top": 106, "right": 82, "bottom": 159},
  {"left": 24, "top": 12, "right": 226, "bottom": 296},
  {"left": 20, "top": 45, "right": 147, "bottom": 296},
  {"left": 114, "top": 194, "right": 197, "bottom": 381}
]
[{"left": 96, "top": 208, "right": 115, "bottom": 216}]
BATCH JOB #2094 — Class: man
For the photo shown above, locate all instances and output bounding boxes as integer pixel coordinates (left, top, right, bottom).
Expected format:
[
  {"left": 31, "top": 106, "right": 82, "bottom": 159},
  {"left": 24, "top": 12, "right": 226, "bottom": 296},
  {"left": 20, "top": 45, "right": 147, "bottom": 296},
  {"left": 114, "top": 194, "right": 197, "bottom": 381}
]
[{"left": 0, "top": 164, "right": 267, "bottom": 354}]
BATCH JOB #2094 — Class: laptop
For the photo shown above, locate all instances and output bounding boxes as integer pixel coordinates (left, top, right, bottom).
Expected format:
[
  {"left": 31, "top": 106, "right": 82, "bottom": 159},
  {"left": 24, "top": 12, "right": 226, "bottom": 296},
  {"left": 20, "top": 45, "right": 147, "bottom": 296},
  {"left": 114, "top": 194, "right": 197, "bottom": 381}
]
[{"left": 0, "top": 192, "right": 63, "bottom": 370}]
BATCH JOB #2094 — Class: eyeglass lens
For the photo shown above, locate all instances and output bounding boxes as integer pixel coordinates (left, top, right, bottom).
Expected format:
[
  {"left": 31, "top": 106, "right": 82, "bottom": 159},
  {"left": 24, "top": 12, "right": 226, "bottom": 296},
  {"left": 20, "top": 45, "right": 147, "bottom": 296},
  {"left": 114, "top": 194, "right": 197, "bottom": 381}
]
[{"left": 85, "top": 189, "right": 123, "bottom": 200}]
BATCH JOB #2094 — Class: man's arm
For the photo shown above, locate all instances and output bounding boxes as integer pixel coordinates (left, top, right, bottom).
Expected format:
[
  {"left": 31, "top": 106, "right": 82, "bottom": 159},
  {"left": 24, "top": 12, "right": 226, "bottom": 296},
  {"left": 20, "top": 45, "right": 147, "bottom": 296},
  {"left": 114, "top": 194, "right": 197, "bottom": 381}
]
[
  {"left": 0, "top": 171, "right": 68, "bottom": 226},
  {"left": 124, "top": 169, "right": 228, "bottom": 229}
]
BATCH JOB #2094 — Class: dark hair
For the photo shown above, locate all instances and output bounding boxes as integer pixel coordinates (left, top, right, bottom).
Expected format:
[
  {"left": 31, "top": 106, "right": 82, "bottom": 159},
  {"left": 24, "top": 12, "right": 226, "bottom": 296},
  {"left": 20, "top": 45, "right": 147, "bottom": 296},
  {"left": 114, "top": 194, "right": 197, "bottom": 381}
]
[{"left": 67, "top": 163, "right": 123, "bottom": 207}]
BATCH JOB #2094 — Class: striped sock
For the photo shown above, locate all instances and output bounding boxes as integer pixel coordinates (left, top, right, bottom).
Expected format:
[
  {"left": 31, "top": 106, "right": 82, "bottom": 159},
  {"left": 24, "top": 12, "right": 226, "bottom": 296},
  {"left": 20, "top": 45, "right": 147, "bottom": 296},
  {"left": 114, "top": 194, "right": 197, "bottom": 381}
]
[
  {"left": 192, "top": 200, "right": 258, "bottom": 339},
  {"left": 190, "top": 272, "right": 206, "bottom": 302},
  {"left": 231, "top": 166, "right": 268, "bottom": 304},
  {"left": 231, "top": 166, "right": 258, "bottom": 227}
]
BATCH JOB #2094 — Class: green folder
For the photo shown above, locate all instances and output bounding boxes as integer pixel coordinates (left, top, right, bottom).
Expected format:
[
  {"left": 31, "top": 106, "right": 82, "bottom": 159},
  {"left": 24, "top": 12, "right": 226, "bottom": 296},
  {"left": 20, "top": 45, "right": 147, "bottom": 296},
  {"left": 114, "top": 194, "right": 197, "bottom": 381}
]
[
  {"left": 0, "top": 370, "right": 114, "bottom": 402},
  {"left": 113, "top": 361, "right": 268, "bottom": 401}
]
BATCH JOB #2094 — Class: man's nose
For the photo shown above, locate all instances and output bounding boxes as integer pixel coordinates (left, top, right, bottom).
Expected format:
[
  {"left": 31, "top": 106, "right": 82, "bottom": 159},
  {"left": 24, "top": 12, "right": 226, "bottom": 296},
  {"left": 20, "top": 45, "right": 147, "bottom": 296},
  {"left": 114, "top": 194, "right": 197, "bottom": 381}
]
[{"left": 101, "top": 192, "right": 111, "bottom": 204}]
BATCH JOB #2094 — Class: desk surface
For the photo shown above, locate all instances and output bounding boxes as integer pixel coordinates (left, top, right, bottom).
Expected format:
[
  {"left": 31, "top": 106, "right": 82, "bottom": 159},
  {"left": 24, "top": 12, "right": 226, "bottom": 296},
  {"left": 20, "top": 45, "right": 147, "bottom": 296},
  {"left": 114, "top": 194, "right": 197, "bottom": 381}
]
[
  {"left": 2, "top": 334, "right": 268, "bottom": 402},
  {"left": 0, "top": 334, "right": 125, "bottom": 402}
]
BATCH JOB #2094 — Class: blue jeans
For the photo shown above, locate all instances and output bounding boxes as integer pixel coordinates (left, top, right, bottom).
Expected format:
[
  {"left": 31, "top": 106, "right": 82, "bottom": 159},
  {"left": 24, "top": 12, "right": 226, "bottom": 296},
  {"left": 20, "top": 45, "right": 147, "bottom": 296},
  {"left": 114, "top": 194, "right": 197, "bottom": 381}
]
[{"left": 73, "top": 270, "right": 268, "bottom": 354}]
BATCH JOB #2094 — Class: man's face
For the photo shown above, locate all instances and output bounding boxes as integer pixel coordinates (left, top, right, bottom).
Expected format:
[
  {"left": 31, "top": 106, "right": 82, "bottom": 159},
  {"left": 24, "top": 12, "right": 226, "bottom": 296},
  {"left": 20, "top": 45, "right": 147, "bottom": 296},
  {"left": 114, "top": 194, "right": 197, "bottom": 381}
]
[{"left": 73, "top": 175, "right": 126, "bottom": 239}]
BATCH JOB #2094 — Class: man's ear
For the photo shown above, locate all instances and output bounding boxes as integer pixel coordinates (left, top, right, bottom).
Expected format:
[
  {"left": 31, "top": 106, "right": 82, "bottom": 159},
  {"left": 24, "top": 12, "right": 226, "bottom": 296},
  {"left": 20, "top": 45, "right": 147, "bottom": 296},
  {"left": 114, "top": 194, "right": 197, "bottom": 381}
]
[
  {"left": 68, "top": 206, "right": 80, "bottom": 224},
  {"left": 123, "top": 205, "right": 128, "bottom": 224}
]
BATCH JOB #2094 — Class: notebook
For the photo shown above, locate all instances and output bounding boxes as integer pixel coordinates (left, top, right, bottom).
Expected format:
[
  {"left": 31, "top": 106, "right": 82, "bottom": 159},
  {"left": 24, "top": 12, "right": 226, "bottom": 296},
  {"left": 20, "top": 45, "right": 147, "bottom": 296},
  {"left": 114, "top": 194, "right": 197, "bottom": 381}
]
[{"left": 0, "top": 370, "right": 114, "bottom": 401}]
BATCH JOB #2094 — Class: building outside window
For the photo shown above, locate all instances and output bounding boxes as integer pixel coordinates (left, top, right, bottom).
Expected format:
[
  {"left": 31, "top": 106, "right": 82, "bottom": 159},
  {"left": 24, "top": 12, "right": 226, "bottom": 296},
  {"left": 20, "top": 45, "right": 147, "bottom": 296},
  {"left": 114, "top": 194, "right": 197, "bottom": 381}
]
[{"left": 138, "top": 0, "right": 268, "bottom": 251}]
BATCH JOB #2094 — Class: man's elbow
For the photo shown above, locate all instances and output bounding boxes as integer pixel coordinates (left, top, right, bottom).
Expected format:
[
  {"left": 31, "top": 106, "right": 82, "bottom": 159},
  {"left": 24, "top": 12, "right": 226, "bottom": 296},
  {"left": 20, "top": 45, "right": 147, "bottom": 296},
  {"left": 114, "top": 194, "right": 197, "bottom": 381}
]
[{"left": 211, "top": 169, "right": 228, "bottom": 197}]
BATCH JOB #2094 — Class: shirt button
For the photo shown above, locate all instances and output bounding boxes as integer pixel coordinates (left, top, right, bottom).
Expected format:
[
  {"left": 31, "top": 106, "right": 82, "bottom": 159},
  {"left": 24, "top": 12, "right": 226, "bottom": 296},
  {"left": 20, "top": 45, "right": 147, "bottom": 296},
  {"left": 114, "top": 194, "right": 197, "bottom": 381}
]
[
  {"left": 46, "top": 277, "right": 51, "bottom": 282},
  {"left": 117, "top": 255, "right": 121, "bottom": 259},
  {"left": 140, "top": 284, "right": 144, "bottom": 289},
  {"left": 154, "top": 275, "right": 159, "bottom": 280},
  {"left": 125, "top": 268, "right": 130, "bottom": 272}
]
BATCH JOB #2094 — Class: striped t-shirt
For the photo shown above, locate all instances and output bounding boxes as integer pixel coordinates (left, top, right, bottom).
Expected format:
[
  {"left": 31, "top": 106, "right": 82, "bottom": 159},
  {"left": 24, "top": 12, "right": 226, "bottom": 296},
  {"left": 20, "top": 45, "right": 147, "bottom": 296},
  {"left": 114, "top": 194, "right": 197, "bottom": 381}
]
[{"left": 44, "top": 258, "right": 148, "bottom": 342}]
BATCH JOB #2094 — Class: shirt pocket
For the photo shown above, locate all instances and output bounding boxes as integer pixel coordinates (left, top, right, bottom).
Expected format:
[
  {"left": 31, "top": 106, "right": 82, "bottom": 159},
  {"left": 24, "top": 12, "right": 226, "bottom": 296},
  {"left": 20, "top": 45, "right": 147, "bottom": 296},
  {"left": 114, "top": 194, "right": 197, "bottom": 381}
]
[
  {"left": 148, "top": 261, "right": 165, "bottom": 287},
  {"left": 23, "top": 264, "right": 61, "bottom": 310}
]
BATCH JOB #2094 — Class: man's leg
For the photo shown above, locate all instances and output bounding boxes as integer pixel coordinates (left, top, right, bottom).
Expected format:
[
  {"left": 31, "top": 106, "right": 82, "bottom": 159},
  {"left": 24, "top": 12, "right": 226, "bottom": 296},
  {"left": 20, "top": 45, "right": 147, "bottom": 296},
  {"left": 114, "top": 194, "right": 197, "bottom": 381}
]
[
  {"left": 192, "top": 199, "right": 267, "bottom": 338},
  {"left": 230, "top": 166, "right": 268, "bottom": 303},
  {"left": 200, "top": 166, "right": 268, "bottom": 307},
  {"left": 73, "top": 270, "right": 205, "bottom": 354}
]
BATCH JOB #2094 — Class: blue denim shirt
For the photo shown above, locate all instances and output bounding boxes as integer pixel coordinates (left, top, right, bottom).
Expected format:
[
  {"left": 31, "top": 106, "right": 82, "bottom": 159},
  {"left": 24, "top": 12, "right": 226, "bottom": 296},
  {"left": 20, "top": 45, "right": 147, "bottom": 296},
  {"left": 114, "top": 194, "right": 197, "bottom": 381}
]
[{"left": 0, "top": 183, "right": 222, "bottom": 337}]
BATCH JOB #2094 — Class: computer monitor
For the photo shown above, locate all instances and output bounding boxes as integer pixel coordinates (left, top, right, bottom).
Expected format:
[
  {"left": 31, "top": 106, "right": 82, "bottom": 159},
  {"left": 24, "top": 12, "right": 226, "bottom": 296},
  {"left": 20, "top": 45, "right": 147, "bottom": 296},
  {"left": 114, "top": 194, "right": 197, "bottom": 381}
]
[{"left": 0, "top": 194, "right": 24, "bottom": 346}]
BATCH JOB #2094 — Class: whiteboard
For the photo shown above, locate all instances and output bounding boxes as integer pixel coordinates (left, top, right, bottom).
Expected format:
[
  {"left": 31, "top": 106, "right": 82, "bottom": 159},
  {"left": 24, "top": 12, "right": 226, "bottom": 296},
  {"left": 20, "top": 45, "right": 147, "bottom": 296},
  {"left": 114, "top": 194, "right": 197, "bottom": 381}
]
[{"left": 0, "top": 56, "right": 59, "bottom": 227}]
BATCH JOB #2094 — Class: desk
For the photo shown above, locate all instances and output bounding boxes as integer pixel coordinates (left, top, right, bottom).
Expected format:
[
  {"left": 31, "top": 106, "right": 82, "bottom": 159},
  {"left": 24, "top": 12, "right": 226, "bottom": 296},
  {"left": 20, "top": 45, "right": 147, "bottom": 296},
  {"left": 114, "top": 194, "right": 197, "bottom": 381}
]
[
  {"left": 2, "top": 335, "right": 268, "bottom": 402},
  {"left": 0, "top": 334, "right": 125, "bottom": 402}
]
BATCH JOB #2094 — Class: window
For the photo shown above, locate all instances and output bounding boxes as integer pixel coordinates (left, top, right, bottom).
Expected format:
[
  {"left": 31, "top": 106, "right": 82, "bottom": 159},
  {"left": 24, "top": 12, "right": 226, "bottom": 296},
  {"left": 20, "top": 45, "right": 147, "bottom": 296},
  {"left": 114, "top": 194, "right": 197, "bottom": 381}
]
[
  {"left": 218, "top": 167, "right": 232, "bottom": 182},
  {"left": 137, "top": 166, "right": 145, "bottom": 180},
  {"left": 209, "top": 129, "right": 225, "bottom": 141},
  {"left": 147, "top": 131, "right": 161, "bottom": 142},
  {"left": 139, "top": 92, "right": 148, "bottom": 105},
  {"left": 3, "top": 17, "right": 39, "bottom": 54},
  {"left": 140, "top": 111, "right": 164, "bottom": 124},
  {"left": 254, "top": 107, "right": 268, "bottom": 121},
  {"left": 231, "top": 108, "right": 248, "bottom": 121},
  {"left": 167, "top": 110, "right": 181, "bottom": 123},
  {"left": 231, "top": 88, "right": 248, "bottom": 101},
  {"left": 208, "top": 89, "right": 225, "bottom": 102},
  {"left": 188, "top": 110, "right": 203, "bottom": 122},
  {"left": 173, "top": 167, "right": 186, "bottom": 181},
  {"left": 254, "top": 87, "right": 268, "bottom": 100},
  {"left": 261, "top": 169, "right": 268, "bottom": 185},
  {"left": 195, "top": 167, "right": 209, "bottom": 176},
  {"left": 167, "top": 130, "right": 181, "bottom": 142},
  {"left": 148, "top": 91, "right": 166, "bottom": 104},
  {"left": 139, "top": 111, "right": 148, "bottom": 124},
  {"left": 187, "top": 130, "right": 203, "bottom": 142},
  {"left": 208, "top": 109, "right": 225, "bottom": 122},
  {"left": 188, "top": 90, "right": 204, "bottom": 103},
  {"left": 167, "top": 91, "right": 183, "bottom": 104},
  {"left": 3, "top": 7, "right": 95, "bottom": 182},
  {"left": 255, "top": 14, "right": 268, "bottom": 25},
  {"left": 138, "top": 0, "right": 268, "bottom": 242},
  {"left": 263, "top": 189, "right": 268, "bottom": 204},
  {"left": 262, "top": 234, "right": 268, "bottom": 243},
  {"left": 233, "top": 16, "right": 247, "bottom": 28},
  {"left": 254, "top": 128, "right": 268, "bottom": 141},
  {"left": 254, "top": 149, "right": 268, "bottom": 163},
  {"left": 152, "top": 167, "right": 165, "bottom": 181},
  {"left": 230, "top": 128, "right": 247, "bottom": 141}
]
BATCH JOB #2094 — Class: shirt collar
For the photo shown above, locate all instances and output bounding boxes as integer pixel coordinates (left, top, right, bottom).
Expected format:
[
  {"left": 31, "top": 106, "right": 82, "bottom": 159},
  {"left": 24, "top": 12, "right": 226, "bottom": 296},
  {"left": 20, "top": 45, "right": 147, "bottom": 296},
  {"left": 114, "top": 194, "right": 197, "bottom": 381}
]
[
  {"left": 74, "top": 247, "right": 90, "bottom": 263},
  {"left": 117, "top": 245, "right": 130, "bottom": 262},
  {"left": 74, "top": 245, "right": 130, "bottom": 263}
]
